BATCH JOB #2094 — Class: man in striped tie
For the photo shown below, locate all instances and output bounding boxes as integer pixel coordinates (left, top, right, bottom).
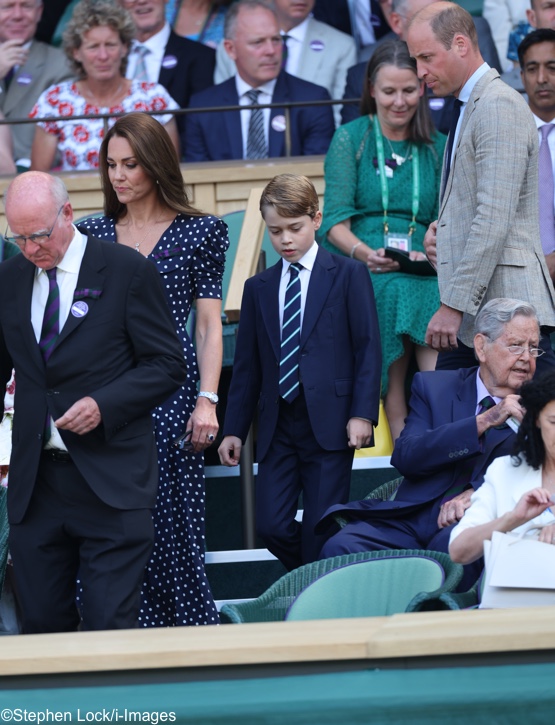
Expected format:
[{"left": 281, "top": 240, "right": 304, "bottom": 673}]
[
  {"left": 0, "top": 171, "right": 187, "bottom": 633},
  {"left": 219, "top": 174, "right": 381, "bottom": 571}
]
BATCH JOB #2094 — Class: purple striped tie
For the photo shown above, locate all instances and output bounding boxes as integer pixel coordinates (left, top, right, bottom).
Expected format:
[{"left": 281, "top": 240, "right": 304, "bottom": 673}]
[{"left": 39, "top": 268, "right": 60, "bottom": 361}]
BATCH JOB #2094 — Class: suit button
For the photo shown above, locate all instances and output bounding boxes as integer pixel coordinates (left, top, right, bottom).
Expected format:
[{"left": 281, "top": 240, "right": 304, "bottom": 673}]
[
  {"left": 448, "top": 452, "right": 453, "bottom": 458},
  {"left": 464, "top": 448, "right": 469, "bottom": 454}
]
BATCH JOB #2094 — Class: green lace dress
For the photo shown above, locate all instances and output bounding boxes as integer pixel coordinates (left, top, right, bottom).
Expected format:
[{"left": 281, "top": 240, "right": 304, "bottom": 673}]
[{"left": 320, "top": 115, "right": 446, "bottom": 394}]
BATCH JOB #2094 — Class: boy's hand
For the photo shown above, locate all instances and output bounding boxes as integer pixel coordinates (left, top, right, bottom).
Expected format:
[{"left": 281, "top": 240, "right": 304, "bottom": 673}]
[
  {"left": 347, "top": 418, "right": 373, "bottom": 450},
  {"left": 218, "top": 435, "right": 242, "bottom": 466}
]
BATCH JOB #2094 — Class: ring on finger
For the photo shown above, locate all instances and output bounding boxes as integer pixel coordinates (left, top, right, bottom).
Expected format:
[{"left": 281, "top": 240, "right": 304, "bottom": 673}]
[
  {"left": 376, "top": 267, "right": 381, "bottom": 273},
  {"left": 208, "top": 434, "right": 215, "bottom": 442}
]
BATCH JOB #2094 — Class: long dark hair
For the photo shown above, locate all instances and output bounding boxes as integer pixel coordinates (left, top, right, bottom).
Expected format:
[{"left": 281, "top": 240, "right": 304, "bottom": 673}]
[
  {"left": 99, "top": 113, "right": 202, "bottom": 221},
  {"left": 513, "top": 370, "right": 555, "bottom": 469},
  {"left": 360, "top": 39, "right": 435, "bottom": 145}
]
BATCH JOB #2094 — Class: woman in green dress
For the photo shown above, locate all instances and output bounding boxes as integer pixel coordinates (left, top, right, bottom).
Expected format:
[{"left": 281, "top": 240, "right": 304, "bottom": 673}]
[{"left": 320, "top": 39, "right": 446, "bottom": 441}]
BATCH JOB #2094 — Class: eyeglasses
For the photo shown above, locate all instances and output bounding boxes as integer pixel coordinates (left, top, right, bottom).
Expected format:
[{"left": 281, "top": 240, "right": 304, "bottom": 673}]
[
  {"left": 4, "top": 205, "right": 65, "bottom": 248},
  {"left": 173, "top": 429, "right": 194, "bottom": 451},
  {"left": 497, "top": 343, "right": 545, "bottom": 358}
]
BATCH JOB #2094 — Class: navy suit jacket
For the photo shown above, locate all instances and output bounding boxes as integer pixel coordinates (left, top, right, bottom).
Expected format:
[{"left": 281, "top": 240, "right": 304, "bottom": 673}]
[
  {"left": 317, "top": 367, "right": 516, "bottom": 536},
  {"left": 0, "top": 234, "right": 187, "bottom": 524},
  {"left": 184, "top": 71, "right": 335, "bottom": 161},
  {"left": 157, "top": 30, "right": 215, "bottom": 151},
  {"left": 222, "top": 246, "right": 381, "bottom": 460}
]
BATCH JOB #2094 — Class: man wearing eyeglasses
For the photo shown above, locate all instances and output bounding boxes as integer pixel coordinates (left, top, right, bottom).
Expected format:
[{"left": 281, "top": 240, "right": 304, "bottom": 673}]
[
  {"left": 0, "top": 171, "right": 187, "bottom": 633},
  {"left": 318, "top": 298, "right": 540, "bottom": 589}
]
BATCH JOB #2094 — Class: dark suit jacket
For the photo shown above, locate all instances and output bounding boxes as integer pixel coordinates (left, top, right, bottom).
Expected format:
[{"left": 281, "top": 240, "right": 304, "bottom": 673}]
[
  {"left": 0, "top": 233, "right": 187, "bottom": 524},
  {"left": 184, "top": 71, "right": 335, "bottom": 161},
  {"left": 317, "top": 367, "right": 516, "bottom": 537},
  {"left": 341, "top": 19, "right": 501, "bottom": 127},
  {"left": 157, "top": 30, "right": 215, "bottom": 149},
  {"left": 222, "top": 246, "right": 381, "bottom": 460},
  {"left": 313, "top": 0, "right": 390, "bottom": 41}
]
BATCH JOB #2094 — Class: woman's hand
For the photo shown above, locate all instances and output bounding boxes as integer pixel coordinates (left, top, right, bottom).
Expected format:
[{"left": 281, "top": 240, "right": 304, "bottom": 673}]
[
  {"left": 409, "top": 251, "right": 427, "bottom": 262},
  {"left": 511, "top": 487, "right": 553, "bottom": 528},
  {"left": 365, "top": 247, "right": 400, "bottom": 273},
  {"left": 186, "top": 397, "right": 219, "bottom": 453},
  {"left": 538, "top": 522, "right": 555, "bottom": 545}
]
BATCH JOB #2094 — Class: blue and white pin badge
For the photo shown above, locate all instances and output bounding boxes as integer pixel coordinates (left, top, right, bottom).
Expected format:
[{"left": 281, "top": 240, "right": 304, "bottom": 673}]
[
  {"left": 310, "top": 40, "right": 324, "bottom": 52},
  {"left": 71, "top": 301, "right": 89, "bottom": 318},
  {"left": 17, "top": 73, "right": 32, "bottom": 86}
]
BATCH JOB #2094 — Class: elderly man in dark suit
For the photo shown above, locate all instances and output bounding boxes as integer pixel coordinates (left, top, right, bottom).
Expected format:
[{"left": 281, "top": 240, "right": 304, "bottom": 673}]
[
  {"left": 184, "top": 0, "right": 334, "bottom": 162},
  {"left": 0, "top": 0, "right": 73, "bottom": 168},
  {"left": 121, "top": 0, "right": 215, "bottom": 155},
  {"left": 0, "top": 171, "right": 187, "bottom": 634},
  {"left": 319, "top": 298, "right": 539, "bottom": 588}
]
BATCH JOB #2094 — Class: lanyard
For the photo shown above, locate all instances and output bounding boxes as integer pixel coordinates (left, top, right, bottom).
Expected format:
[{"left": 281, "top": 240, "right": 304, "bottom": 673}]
[{"left": 373, "top": 117, "right": 420, "bottom": 235}]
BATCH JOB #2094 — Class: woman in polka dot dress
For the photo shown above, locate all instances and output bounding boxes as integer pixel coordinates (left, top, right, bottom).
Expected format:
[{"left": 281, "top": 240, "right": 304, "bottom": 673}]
[{"left": 80, "top": 113, "right": 228, "bottom": 626}]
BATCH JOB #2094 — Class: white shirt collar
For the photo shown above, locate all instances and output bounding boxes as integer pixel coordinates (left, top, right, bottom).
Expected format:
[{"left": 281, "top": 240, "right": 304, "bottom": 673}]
[
  {"left": 284, "top": 16, "right": 309, "bottom": 43},
  {"left": 532, "top": 111, "right": 555, "bottom": 129},
  {"left": 235, "top": 74, "right": 277, "bottom": 100},
  {"left": 476, "top": 369, "right": 502, "bottom": 409},
  {"left": 280, "top": 240, "right": 318, "bottom": 278},
  {"left": 458, "top": 62, "right": 490, "bottom": 105},
  {"left": 36, "top": 225, "right": 87, "bottom": 278},
  {"left": 132, "top": 21, "right": 171, "bottom": 54}
]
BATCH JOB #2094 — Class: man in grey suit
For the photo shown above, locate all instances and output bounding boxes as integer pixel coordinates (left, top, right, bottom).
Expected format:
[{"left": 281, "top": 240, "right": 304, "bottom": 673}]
[
  {"left": 214, "top": 0, "right": 356, "bottom": 126},
  {"left": 0, "top": 0, "right": 73, "bottom": 169},
  {"left": 407, "top": 2, "right": 555, "bottom": 369}
]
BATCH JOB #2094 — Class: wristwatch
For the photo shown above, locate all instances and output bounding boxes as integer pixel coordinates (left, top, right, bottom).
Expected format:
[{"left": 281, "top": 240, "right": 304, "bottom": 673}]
[{"left": 198, "top": 391, "right": 219, "bottom": 404}]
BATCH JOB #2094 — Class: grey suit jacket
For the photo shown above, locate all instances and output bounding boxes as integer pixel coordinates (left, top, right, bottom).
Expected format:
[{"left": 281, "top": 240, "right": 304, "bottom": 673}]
[
  {"left": 437, "top": 68, "right": 555, "bottom": 345},
  {"left": 0, "top": 40, "right": 73, "bottom": 163},
  {"left": 214, "top": 17, "right": 356, "bottom": 126}
]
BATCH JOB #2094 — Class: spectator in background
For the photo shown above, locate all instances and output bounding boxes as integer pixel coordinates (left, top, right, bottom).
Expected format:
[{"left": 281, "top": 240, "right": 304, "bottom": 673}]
[
  {"left": 483, "top": 0, "right": 529, "bottom": 72},
  {"left": 185, "top": 0, "right": 334, "bottom": 161},
  {"left": 121, "top": 0, "right": 216, "bottom": 157},
  {"left": 320, "top": 40, "right": 445, "bottom": 441},
  {"left": 166, "top": 0, "right": 234, "bottom": 47},
  {"left": 313, "top": 0, "right": 392, "bottom": 61},
  {"left": 0, "top": 112, "right": 16, "bottom": 176},
  {"left": 502, "top": 0, "right": 555, "bottom": 91},
  {"left": 215, "top": 0, "right": 356, "bottom": 127},
  {"left": 29, "top": 0, "right": 179, "bottom": 172},
  {"left": 0, "top": 0, "right": 73, "bottom": 171}
]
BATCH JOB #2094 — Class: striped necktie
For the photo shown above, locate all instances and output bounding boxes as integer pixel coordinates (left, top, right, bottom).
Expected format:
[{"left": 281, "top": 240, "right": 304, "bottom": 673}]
[
  {"left": 133, "top": 44, "right": 150, "bottom": 82},
  {"left": 245, "top": 89, "right": 267, "bottom": 160},
  {"left": 279, "top": 263, "right": 303, "bottom": 402},
  {"left": 39, "top": 267, "right": 60, "bottom": 362}
]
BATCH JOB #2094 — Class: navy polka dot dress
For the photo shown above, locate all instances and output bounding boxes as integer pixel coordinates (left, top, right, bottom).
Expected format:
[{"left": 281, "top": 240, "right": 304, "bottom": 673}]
[{"left": 80, "top": 214, "right": 229, "bottom": 626}]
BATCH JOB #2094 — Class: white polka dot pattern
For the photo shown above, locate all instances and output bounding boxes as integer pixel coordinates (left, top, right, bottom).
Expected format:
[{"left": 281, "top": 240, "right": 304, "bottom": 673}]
[{"left": 80, "top": 214, "right": 229, "bottom": 627}]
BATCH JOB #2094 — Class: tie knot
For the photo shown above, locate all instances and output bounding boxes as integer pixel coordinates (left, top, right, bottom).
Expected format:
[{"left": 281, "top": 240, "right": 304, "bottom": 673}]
[
  {"left": 46, "top": 267, "right": 57, "bottom": 282},
  {"left": 479, "top": 395, "right": 495, "bottom": 411},
  {"left": 541, "top": 123, "right": 555, "bottom": 140},
  {"left": 289, "top": 262, "right": 303, "bottom": 277},
  {"left": 246, "top": 89, "right": 261, "bottom": 104},
  {"left": 135, "top": 44, "right": 149, "bottom": 57}
]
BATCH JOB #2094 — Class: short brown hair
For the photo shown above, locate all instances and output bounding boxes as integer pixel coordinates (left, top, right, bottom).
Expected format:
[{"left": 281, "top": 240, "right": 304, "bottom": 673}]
[
  {"left": 259, "top": 174, "right": 319, "bottom": 219},
  {"left": 99, "top": 112, "right": 202, "bottom": 221},
  {"left": 63, "top": 0, "right": 135, "bottom": 79},
  {"left": 429, "top": 3, "right": 478, "bottom": 51}
]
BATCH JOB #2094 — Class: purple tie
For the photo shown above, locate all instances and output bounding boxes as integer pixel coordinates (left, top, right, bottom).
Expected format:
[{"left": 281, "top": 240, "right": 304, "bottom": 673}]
[
  {"left": 39, "top": 268, "right": 60, "bottom": 361},
  {"left": 539, "top": 123, "right": 555, "bottom": 255}
]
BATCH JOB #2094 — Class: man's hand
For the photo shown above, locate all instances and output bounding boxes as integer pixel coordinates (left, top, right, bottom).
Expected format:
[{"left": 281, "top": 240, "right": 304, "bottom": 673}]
[
  {"left": 423, "top": 220, "right": 438, "bottom": 269},
  {"left": 55, "top": 396, "right": 101, "bottom": 435},
  {"left": 218, "top": 435, "right": 242, "bottom": 466},
  {"left": 425, "top": 304, "right": 463, "bottom": 351},
  {"left": 476, "top": 393, "right": 525, "bottom": 437},
  {"left": 437, "top": 488, "right": 473, "bottom": 528},
  {"left": 0, "top": 39, "right": 28, "bottom": 80},
  {"left": 346, "top": 417, "right": 373, "bottom": 449}
]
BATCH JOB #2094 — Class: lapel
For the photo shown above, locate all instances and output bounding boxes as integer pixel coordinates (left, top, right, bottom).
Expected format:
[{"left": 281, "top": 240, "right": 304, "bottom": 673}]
[
  {"left": 221, "top": 78, "right": 243, "bottom": 159},
  {"left": 258, "top": 260, "right": 282, "bottom": 361},
  {"left": 301, "top": 247, "right": 336, "bottom": 345},
  {"left": 51, "top": 235, "right": 106, "bottom": 355},
  {"left": 14, "top": 256, "right": 43, "bottom": 371},
  {"left": 268, "top": 72, "right": 288, "bottom": 158},
  {"left": 452, "top": 367, "right": 481, "bottom": 428},
  {"left": 296, "top": 19, "right": 320, "bottom": 76},
  {"left": 439, "top": 68, "right": 499, "bottom": 215},
  {"left": 4, "top": 41, "right": 44, "bottom": 115},
  {"left": 157, "top": 31, "right": 181, "bottom": 89}
]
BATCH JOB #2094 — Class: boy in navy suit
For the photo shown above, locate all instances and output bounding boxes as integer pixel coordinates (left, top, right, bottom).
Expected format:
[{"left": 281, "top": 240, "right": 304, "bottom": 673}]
[{"left": 219, "top": 174, "right": 381, "bottom": 570}]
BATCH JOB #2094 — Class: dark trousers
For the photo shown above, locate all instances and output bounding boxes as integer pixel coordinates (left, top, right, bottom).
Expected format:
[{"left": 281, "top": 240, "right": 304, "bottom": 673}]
[
  {"left": 9, "top": 455, "right": 154, "bottom": 634},
  {"left": 256, "top": 392, "right": 354, "bottom": 571},
  {"left": 436, "top": 329, "right": 555, "bottom": 373},
  {"left": 320, "top": 511, "right": 482, "bottom": 592}
]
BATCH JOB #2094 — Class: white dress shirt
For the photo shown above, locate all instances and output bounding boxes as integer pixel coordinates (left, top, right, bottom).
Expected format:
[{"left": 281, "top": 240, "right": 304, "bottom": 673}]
[
  {"left": 235, "top": 75, "right": 277, "bottom": 159},
  {"left": 126, "top": 22, "right": 171, "bottom": 82},
  {"left": 282, "top": 16, "right": 309, "bottom": 77},
  {"left": 32, "top": 226, "right": 87, "bottom": 450},
  {"left": 278, "top": 241, "right": 318, "bottom": 333}
]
